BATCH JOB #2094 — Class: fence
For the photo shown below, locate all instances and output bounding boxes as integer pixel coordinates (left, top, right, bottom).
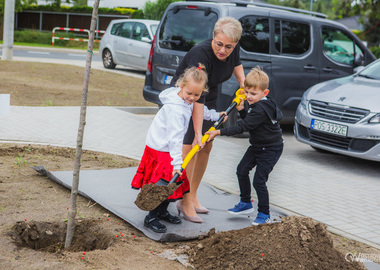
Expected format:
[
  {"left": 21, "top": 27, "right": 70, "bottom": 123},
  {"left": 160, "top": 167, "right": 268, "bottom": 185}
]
[{"left": 52, "top": 27, "right": 105, "bottom": 46}]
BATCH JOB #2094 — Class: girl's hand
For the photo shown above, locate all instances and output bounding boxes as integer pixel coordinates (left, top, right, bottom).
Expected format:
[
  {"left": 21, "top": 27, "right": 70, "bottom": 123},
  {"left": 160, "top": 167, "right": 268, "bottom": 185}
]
[
  {"left": 219, "top": 111, "right": 228, "bottom": 123},
  {"left": 206, "top": 130, "right": 220, "bottom": 142},
  {"left": 173, "top": 169, "right": 182, "bottom": 176},
  {"left": 236, "top": 98, "right": 245, "bottom": 111}
]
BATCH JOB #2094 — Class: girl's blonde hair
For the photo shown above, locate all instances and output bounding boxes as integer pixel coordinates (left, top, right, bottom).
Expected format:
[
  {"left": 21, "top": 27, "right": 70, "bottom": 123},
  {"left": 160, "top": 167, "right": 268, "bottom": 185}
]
[
  {"left": 244, "top": 66, "right": 269, "bottom": 91},
  {"left": 213, "top": 17, "right": 242, "bottom": 43},
  {"left": 176, "top": 63, "right": 209, "bottom": 93}
]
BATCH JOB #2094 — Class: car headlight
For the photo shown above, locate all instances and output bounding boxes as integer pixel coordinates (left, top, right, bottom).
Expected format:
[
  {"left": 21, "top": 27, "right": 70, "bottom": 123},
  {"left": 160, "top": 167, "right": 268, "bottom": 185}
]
[
  {"left": 369, "top": 113, "right": 380, "bottom": 123},
  {"left": 299, "top": 95, "right": 307, "bottom": 110}
]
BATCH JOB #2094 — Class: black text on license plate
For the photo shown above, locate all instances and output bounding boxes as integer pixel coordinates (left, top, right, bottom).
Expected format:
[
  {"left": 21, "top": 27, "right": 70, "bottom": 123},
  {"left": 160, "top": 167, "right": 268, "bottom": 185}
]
[{"left": 311, "top": 119, "right": 348, "bottom": 137}]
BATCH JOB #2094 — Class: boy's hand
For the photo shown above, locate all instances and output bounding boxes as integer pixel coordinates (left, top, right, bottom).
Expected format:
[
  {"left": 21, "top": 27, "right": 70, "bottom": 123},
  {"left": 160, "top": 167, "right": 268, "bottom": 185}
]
[
  {"left": 219, "top": 111, "right": 228, "bottom": 123},
  {"left": 236, "top": 98, "right": 245, "bottom": 111},
  {"left": 206, "top": 130, "right": 220, "bottom": 142}
]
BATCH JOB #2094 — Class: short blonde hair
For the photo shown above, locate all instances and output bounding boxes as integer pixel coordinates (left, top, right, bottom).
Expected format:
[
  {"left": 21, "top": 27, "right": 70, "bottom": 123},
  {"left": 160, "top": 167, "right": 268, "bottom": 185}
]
[
  {"left": 244, "top": 66, "right": 269, "bottom": 91},
  {"left": 213, "top": 17, "right": 242, "bottom": 43},
  {"left": 176, "top": 63, "right": 209, "bottom": 93}
]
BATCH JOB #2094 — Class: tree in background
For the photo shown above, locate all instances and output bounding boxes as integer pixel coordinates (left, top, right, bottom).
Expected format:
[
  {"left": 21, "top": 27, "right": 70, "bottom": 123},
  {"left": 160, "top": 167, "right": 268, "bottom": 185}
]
[
  {"left": 0, "top": 0, "right": 36, "bottom": 37},
  {"left": 351, "top": 0, "right": 380, "bottom": 47},
  {"left": 143, "top": 0, "right": 179, "bottom": 20}
]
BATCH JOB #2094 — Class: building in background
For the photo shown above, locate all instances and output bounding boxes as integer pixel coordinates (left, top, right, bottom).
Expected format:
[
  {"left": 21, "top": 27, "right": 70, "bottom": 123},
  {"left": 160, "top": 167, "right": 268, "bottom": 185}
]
[{"left": 37, "top": 0, "right": 155, "bottom": 9}]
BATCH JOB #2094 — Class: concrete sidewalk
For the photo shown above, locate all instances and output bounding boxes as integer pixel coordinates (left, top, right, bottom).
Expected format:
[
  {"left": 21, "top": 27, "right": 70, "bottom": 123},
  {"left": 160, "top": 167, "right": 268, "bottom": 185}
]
[{"left": 1, "top": 106, "right": 380, "bottom": 254}]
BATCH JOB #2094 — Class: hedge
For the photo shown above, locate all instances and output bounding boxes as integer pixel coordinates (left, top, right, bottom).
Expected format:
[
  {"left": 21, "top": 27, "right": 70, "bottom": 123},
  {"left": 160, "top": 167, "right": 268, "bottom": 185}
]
[{"left": 23, "top": 5, "right": 143, "bottom": 18}]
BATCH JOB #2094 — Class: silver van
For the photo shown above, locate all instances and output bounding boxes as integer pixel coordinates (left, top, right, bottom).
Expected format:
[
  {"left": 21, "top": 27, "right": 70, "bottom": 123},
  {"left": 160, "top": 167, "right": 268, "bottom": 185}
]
[{"left": 143, "top": 1, "right": 376, "bottom": 124}]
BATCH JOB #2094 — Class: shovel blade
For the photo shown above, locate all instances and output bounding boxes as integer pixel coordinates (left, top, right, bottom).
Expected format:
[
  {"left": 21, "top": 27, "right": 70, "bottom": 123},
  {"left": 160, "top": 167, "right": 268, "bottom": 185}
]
[{"left": 155, "top": 178, "right": 169, "bottom": 186}]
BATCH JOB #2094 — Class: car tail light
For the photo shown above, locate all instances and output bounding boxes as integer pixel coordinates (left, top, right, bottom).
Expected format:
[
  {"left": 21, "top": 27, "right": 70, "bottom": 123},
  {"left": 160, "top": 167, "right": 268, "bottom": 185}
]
[
  {"left": 186, "top": 5, "right": 198, "bottom": 9},
  {"left": 148, "top": 34, "right": 156, "bottom": 73}
]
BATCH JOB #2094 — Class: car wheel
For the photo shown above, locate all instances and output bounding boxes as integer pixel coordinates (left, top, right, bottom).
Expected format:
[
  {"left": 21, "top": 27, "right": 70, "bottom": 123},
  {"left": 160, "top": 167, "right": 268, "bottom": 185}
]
[{"left": 102, "top": 49, "right": 116, "bottom": 69}]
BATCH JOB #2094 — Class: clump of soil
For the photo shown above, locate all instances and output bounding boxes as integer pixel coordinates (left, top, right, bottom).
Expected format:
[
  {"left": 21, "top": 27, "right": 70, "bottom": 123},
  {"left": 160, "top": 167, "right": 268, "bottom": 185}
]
[
  {"left": 186, "top": 216, "right": 366, "bottom": 270},
  {"left": 134, "top": 182, "right": 179, "bottom": 211},
  {"left": 10, "top": 220, "right": 114, "bottom": 253}
]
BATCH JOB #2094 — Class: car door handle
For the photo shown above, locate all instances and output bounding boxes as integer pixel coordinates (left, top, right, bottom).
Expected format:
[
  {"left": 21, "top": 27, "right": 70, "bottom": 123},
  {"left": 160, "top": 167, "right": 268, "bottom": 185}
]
[
  {"left": 303, "top": 65, "right": 316, "bottom": 71},
  {"left": 323, "top": 67, "right": 333, "bottom": 73}
]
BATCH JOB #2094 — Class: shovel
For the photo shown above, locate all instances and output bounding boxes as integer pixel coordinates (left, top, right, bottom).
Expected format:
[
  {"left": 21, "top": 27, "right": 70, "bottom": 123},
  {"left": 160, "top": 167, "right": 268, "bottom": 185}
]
[{"left": 134, "top": 88, "right": 246, "bottom": 211}]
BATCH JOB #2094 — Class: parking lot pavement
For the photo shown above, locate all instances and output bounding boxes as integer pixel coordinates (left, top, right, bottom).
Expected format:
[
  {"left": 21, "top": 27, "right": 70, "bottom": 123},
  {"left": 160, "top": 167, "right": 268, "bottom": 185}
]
[{"left": 1, "top": 106, "right": 380, "bottom": 251}]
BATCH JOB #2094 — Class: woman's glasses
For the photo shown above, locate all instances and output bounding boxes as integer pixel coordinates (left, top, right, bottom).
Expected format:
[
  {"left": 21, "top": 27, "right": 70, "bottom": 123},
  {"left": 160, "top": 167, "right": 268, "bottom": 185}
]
[{"left": 213, "top": 39, "right": 235, "bottom": 51}]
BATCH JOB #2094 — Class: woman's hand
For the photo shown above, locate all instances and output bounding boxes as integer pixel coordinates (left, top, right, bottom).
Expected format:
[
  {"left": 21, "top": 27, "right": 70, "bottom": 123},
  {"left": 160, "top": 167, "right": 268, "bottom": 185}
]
[
  {"left": 206, "top": 130, "right": 220, "bottom": 142},
  {"left": 193, "top": 132, "right": 205, "bottom": 150}
]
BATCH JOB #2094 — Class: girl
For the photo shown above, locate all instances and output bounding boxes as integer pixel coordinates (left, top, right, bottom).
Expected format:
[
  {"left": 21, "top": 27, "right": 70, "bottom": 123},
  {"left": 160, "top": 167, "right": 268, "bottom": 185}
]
[{"left": 132, "top": 64, "right": 224, "bottom": 233}]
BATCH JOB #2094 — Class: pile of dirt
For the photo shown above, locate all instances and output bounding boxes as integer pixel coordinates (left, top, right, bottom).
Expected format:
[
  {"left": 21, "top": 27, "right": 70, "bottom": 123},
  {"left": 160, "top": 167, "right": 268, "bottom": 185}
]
[{"left": 185, "top": 216, "right": 365, "bottom": 270}]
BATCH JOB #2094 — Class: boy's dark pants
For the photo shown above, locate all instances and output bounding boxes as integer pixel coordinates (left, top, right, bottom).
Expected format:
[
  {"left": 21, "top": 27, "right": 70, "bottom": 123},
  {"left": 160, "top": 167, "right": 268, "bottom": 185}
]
[{"left": 236, "top": 144, "right": 283, "bottom": 215}]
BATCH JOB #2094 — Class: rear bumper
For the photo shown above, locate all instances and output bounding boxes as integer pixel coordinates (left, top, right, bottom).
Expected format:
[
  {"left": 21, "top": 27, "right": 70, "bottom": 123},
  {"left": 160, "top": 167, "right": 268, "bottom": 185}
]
[{"left": 143, "top": 72, "right": 162, "bottom": 106}]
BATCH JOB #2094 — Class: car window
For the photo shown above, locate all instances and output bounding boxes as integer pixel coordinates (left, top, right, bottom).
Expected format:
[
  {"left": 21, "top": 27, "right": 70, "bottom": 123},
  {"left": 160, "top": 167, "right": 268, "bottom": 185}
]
[
  {"left": 118, "top": 22, "right": 133, "bottom": 38},
  {"left": 159, "top": 8, "right": 218, "bottom": 51},
  {"left": 150, "top": 24, "right": 158, "bottom": 36},
  {"left": 133, "top": 23, "right": 149, "bottom": 41},
  {"left": 322, "top": 27, "right": 363, "bottom": 65},
  {"left": 239, "top": 16, "right": 270, "bottom": 54},
  {"left": 110, "top": 23, "right": 122, "bottom": 35},
  {"left": 275, "top": 20, "right": 310, "bottom": 55}
]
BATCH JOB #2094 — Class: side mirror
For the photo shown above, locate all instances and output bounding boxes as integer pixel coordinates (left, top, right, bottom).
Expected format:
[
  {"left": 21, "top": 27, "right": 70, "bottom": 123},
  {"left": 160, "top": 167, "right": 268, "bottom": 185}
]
[
  {"left": 354, "top": 52, "right": 364, "bottom": 66},
  {"left": 141, "top": 37, "right": 152, "bottom": 43}
]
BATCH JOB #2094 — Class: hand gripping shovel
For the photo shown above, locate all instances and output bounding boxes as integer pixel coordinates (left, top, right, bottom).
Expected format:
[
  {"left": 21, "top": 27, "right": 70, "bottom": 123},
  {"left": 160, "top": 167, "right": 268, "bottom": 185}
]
[{"left": 134, "top": 89, "right": 246, "bottom": 211}]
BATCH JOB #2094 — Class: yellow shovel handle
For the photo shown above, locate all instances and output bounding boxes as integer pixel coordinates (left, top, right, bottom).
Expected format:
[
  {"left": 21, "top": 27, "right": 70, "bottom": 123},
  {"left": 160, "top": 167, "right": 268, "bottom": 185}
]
[
  {"left": 181, "top": 126, "right": 216, "bottom": 169},
  {"left": 181, "top": 88, "right": 245, "bottom": 170}
]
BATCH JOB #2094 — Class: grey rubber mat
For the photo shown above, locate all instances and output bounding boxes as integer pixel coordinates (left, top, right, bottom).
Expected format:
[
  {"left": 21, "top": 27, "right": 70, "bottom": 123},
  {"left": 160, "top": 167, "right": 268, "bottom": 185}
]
[{"left": 34, "top": 166, "right": 287, "bottom": 242}]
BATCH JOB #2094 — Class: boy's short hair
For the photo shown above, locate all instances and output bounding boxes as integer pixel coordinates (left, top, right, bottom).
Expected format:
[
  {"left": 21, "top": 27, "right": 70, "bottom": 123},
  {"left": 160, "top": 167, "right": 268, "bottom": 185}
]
[{"left": 244, "top": 66, "right": 269, "bottom": 91}]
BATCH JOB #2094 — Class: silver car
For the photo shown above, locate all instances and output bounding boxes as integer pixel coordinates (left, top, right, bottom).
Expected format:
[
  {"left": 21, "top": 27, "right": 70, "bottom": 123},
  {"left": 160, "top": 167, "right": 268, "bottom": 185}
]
[
  {"left": 99, "top": 19, "right": 159, "bottom": 71},
  {"left": 294, "top": 59, "right": 380, "bottom": 161}
]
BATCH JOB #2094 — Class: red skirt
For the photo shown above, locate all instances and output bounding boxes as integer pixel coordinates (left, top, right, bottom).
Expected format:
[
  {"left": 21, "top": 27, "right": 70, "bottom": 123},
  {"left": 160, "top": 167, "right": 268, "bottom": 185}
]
[{"left": 131, "top": 145, "right": 190, "bottom": 201}]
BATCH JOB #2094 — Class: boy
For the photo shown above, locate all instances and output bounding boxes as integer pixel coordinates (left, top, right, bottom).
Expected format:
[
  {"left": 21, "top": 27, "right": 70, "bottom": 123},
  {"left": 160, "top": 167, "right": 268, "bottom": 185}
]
[{"left": 206, "top": 67, "right": 283, "bottom": 225}]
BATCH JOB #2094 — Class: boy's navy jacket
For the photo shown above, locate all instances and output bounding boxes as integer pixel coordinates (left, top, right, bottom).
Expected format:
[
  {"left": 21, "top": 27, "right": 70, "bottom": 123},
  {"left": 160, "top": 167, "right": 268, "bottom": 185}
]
[{"left": 219, "top": 97, "right": 283, "bottom": 147}]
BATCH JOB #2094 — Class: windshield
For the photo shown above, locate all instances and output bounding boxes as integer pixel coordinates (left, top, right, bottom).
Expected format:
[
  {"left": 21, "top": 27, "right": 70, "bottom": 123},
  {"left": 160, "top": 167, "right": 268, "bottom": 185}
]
[
  {"left": 159, "top": 8, "right": 218, "bottom": 51},
  {"left": 360, "top": 60, "right": 380, "bottom": 80}
]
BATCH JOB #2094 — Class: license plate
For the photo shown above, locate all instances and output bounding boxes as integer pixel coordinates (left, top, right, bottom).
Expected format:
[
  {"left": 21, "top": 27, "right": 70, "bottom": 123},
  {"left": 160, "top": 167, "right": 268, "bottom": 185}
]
[
  {"left": 164, "top": 75, "right": 173, "bottom": 85},
  {"left": 311, "top": 119, "right": 348, "bottom": 137}
]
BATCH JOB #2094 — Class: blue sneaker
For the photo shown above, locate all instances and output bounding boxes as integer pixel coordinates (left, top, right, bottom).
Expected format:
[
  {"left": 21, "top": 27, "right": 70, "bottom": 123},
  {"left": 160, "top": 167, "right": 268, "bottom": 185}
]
[
  {"left": 227, "top": 201, "right": 254, "bottom": 215},
  {"left": 252, "top": 212, "right": 270, "bottom": 225}
]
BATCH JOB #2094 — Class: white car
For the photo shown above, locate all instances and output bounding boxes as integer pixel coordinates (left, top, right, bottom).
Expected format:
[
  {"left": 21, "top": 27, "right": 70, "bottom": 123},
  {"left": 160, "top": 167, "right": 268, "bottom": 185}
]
[
  {"left": 294, "top": 59, "right": 380, "bottom": 162},
  {"left": 99, "top": 19, "right": 159, "bottom": 71}
]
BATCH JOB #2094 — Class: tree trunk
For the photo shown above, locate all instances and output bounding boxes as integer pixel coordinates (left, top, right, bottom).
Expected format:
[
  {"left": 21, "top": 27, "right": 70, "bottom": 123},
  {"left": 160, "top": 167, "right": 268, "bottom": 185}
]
[{"left": 64, "top": 0, "right": 100, "bottom": 249}]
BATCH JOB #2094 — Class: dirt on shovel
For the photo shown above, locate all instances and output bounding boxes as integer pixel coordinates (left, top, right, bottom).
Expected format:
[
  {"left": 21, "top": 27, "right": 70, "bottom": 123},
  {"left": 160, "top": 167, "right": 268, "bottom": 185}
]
[{"left": 134, "top": 183, "right": 179, "bottom": 211}]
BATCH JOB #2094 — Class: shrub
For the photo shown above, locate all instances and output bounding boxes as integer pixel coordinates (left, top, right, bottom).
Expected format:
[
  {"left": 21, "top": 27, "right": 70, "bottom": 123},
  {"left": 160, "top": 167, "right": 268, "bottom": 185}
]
[{"left": 13, "top": 29, "right": 100, "bottom": 49}]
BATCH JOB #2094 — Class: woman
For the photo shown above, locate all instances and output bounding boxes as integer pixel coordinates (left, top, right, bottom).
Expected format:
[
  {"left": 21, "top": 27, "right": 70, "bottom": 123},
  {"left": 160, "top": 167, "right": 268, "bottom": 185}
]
[{"left": 170, "top": 17, "right": 245, "bottom": 222}]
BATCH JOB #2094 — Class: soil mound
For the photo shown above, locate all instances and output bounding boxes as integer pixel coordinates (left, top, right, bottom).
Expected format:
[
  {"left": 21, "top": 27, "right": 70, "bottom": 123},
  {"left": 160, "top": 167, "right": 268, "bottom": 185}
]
[
  {"left": 186, "top": 216, "right": 365, "bottom": 270},
  {"left": 10, "top": 220, "right": 114, "bottom": 253}
]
